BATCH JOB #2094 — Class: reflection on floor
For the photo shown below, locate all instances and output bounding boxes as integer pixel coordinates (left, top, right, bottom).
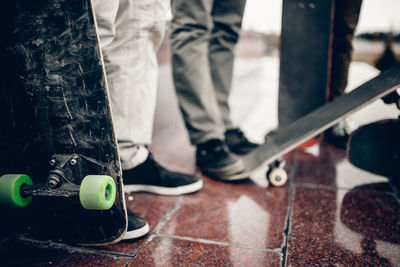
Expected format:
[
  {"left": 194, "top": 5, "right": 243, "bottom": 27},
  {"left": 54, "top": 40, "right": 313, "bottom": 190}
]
[{"left": 0, "top": 58, "right": 399, "bottom": 266}]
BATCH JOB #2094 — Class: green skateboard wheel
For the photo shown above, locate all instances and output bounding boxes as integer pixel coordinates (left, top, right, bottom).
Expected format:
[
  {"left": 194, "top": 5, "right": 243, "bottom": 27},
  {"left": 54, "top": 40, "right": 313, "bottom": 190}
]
[
  {"left": 79, "top": 175, "right": 116, "bottom": 210},
  {"left": 0, "top": 174, "right": 33, "bottom": 207}
]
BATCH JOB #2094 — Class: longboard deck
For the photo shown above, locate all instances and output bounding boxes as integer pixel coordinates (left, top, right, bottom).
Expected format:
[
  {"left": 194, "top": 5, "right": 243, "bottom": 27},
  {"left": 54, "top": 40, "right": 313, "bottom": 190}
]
[
  {"left": 0, "top": 0, "right": 127, "bottom": 246},
  {"left": 278, "top": 0, "right": 334, "bottom": 127},
  {"left": 348, "top": 119, "right": 400, "bottom": 178},
  {"left": 222, "top": 63, "right": 400, "bottom": 180}
]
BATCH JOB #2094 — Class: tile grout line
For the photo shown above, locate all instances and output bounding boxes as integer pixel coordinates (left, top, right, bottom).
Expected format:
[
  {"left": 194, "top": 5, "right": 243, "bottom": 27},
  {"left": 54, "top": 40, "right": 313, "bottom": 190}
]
[
  {"left": 17, "top": 236, "right": 134, "bottom": 258},
  {"left": 389, "top": 183, "right": 400, "bottom": 205},
  {"left": 125, "top": 257, "right": 133, "bottom": 267},
  {"left": 387, "top": 180, "right": 400, "bottom": 205},
  {"left": 153, "top": 233, "right": 282, "bottom": 254},
  {"left": 153, "top": 195, "right": 185, "bottom": 234},
  {"left": 281, "top": 152, "right": 298, "bottom": 267},
  {"left": 130, "top": 195, "right": 184, "bottom": 259}
]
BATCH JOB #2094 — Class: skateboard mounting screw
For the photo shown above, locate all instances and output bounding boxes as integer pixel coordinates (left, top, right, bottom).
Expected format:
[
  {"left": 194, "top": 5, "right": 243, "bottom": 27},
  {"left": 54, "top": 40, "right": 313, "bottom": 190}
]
[
  {"left": 70, "top": 158, "right": 78, "bottom": 166},
  {"left": 50, "top": 159, "right": 56, "bottom": 166},
  {"left": 48, "top": 176, "right": 61, "bottom": 189}
]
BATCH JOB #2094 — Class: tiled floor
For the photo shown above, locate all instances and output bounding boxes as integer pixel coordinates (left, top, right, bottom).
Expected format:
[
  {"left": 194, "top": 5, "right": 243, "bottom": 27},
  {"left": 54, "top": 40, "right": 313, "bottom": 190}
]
[{"left": 1, "top": 58, "right": 399, "bottom": 266}]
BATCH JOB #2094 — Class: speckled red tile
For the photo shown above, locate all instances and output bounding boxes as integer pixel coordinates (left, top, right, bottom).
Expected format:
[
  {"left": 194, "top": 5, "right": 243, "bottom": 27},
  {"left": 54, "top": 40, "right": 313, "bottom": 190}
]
[
  {"left": 287, "top": 186, "right": 400, "bottom": 266},
  {"left": 159, "top": 177, "right": 289, "bottom": 250},
  {"left": 294, "top": 142, "right": 393, "bottom": 192},
  {"left": 0, "top": 240, "right": 131, "bottom": 267},
  {"left": 130, "top": 236, "right": 281, "bottom": 266},
  {"left": 96, "top": 193, "right": 180, "bottom": 255}
]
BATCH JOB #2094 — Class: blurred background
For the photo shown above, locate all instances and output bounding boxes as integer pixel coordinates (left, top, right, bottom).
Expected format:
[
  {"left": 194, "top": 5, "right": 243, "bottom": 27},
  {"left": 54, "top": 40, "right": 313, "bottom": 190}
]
[
  {"left": 155, "top": 0, "right": 400, "bottom": 143},
  {"left": 159, "top": 0, "right": 400, "bottom": 64}
]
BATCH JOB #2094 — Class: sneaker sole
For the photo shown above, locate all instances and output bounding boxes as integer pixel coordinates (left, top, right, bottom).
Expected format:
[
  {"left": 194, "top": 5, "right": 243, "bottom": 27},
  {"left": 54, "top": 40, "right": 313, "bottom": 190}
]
[
  {"left": 201, "top": 159, "right": 246, "bottom": 180},
  {"left": 122, "top": 223, "right": 149, "bottom": 240},
  {"left": 124, "top": 179, "right": 203, "bottom": 196}
]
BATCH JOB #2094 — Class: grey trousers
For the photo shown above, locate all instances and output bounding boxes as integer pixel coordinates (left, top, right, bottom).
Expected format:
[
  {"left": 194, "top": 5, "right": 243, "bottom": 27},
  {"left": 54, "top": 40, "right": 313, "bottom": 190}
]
[
  {"left": 93, "top": 0, "right": 169, "bottom": 169},
  {"left": 170, "top": 0, "right": 246, "bottom": 145}
]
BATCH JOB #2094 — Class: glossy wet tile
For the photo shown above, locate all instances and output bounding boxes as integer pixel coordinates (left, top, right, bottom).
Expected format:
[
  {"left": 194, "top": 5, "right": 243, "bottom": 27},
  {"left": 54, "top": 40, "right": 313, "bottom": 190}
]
[
  {"left": 0, "top": 240, "right": 131, "bottom": 267},
  {"left": 294, "top": 142, "right": 393, "bottom": 192},
  {"left": 159, "top": 178, "right": 289, "bottom": 250},
  {"left": 130, "top": 236, "right": 281, "bottom": 266},
  {"left": 97, "top": 193, "right": 180, "bottom": 255},
  {"left": 287, "top": 186, "right": 400, "bottom": 266}
]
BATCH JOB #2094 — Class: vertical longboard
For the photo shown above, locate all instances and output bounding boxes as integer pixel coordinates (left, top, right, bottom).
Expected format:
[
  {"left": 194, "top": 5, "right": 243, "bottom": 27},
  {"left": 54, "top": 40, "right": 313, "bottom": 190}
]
[
  {"left": 279, "top": 0, "right": 334, "bottom": 127},
  {"left": 0, "top": 0, "right": 127, "bottom": 246}
]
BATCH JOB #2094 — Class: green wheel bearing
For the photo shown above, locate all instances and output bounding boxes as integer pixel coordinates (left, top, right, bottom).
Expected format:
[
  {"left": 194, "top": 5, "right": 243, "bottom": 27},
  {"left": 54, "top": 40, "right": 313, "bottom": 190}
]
[
  {"left": 79, "top": 175, "right": 116, "bottom": 210},
  {"left": 0, "top": 174, "right": 33, "bottom": 207}
]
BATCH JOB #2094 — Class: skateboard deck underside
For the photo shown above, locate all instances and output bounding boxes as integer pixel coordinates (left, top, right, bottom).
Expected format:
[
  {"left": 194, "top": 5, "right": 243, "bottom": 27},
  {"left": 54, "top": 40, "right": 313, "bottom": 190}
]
[
  {"left": 223, "top": 64, "right": 400, "bottom": 180},
  {"left": 348, "top": 119, "right": 400, "bottom": 178},
  {"left": 0, "top": 0, "right": 126, "bottom": 246},
  {"left": 279, "top": 0, "right": 334, "bottom": 127}
]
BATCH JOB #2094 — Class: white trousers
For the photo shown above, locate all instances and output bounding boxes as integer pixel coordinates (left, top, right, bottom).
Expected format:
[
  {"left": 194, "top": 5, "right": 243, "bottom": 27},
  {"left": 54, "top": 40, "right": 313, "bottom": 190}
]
[{"left": 92, "top": 0, "right": 169, "bottom": 169}]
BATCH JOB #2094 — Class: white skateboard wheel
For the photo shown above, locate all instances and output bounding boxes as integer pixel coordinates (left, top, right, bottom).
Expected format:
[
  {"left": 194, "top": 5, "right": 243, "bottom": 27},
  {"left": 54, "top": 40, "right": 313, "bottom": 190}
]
[{"left": 268, "top": 168, "right": 288, "bottom": 187}]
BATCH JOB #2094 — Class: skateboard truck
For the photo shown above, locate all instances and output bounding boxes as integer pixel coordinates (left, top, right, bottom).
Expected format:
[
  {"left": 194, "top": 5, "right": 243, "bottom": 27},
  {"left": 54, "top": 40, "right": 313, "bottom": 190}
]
[
  {"left": 0, "top": 154, "right": 117, "bottom": 210},
  {"left": 382, "top": 91, "right": 400, "bottom": 109}
]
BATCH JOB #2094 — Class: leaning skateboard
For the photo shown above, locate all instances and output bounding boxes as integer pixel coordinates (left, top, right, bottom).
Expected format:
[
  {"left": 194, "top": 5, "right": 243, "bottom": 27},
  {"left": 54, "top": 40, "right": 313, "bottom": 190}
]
[
  {"left": 220, "top": 63, "right": 400, "bottom": 184},
  {"left": 0, "top": 0, "right": 127, "bottom": 246},
  {"left": 278, "top": 0, "right": 334, "bottom": 127},
  {"left": 348, "top": 118, "right": 400, "bottom": 178}
]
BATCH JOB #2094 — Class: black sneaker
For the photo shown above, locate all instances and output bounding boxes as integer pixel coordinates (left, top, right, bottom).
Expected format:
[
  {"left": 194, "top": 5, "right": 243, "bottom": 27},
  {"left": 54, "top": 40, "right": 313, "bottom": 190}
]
[
  {"left": 264, "top": 129, "right": 279, "bottom": 143},
  {"left": 122, "top": 209, "right": 149, "bottom": 240},
  {"left": 324, "top": 120, "right": 353, "bottom": 149},
  {"left": 225, "top": 128, "right": 259, "bottom": 154},
  {"left": 196, "top": 139, "right": 245, "bottom": 179},
  {"left": 123, "top": 153, "right": 203, "bottom": 195}
]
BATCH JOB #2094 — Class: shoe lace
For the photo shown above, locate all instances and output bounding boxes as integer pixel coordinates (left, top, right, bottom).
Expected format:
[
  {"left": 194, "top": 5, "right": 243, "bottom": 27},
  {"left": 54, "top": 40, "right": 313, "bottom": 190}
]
[{"left": 228, "top": 128, "right": 247, "bottom": 142}]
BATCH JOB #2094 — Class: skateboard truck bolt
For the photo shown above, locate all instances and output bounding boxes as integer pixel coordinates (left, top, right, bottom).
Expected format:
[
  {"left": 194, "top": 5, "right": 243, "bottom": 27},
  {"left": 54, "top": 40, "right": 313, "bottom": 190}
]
[
  {"left": 70, "top": 158, "right": 78, "bottom": 166},
  {"left": 47, "top": 174, "right": 62, "bottom": 189}
]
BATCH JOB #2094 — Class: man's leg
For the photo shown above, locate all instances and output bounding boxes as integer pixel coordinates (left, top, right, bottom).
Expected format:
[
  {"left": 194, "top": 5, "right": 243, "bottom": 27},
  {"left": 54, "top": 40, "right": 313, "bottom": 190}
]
[
  {"left": 170, "top": 0, "right": 223, "bottom": 145},
  {"left": 330, "top": 0, "right": 362, "bottom": 100},
  {"left": 325, "top": 0, "right": 362, "bottom": 149},
  {"left": 209, "top": 0, "right": 245, "bottom": 130},
  {"left": 170, "top": 0, "right": 244, "bottom": 178},
  {"left": 209, "top": 0, "right": 258, "bottom": 154},
  {"left": 94, "top": 0, "right": 202, "bottom": 196},
  {"left": 96, "top": 0, "right": 164, "bottom": 170},
  {"left": 92, "top": 0, "right": 149, "bottom": 240}
]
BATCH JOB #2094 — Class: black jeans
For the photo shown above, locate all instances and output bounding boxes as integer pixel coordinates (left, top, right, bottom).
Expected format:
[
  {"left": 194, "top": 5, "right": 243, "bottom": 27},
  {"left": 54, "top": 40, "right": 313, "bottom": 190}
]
[{"left": 330, "top": 0, "right": 363, "bottom": 101}]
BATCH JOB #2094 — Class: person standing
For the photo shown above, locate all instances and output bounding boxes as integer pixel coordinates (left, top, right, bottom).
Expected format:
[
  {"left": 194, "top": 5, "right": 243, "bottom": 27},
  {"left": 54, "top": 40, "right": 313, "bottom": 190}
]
[
  {"left": 324, "top": 0, "right": 363, "bottom": 148},
  {"left": 170, "top": 0, "right": 258, "bottom": 179},
  {"left": 92, "top": 0, "right": 203, "bottom": 240}
]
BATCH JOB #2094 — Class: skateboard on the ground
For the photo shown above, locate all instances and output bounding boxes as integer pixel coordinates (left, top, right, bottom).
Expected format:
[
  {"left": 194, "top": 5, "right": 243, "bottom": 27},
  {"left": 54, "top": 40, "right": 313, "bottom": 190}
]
[
  {"left": 278, "top": 0, "right": 334, "bottom": 127},
  {"left": 0, "top": 0, "right": 127, "bottom": 246},
  {"left": 220, "top": 63, "right": 400, "bottom": 184},
  {"left": 348, "top": 118, "right": 400, "bottom": 178}
]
